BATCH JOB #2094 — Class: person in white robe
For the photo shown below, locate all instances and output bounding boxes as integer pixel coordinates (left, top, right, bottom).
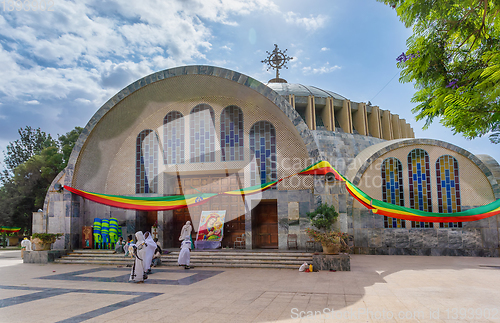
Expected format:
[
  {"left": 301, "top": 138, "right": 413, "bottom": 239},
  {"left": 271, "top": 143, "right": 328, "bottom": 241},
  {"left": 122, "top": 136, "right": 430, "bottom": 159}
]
[
  {"left": 143, "top": 231, "right": 157, "bottom": 274},
  {"left": 129, "top": 231, "right": 147, "bottom": 283},
  {"left": 178, "top": 236, "right": 191, "bottom": 269},
  {"left": 179, "top": 221, "right": 192, "bottom": 241}
]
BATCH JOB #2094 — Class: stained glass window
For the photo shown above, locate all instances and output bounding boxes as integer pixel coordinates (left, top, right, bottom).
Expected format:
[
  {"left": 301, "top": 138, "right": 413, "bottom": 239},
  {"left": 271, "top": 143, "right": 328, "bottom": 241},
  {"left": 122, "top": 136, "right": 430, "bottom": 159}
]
[
  {"left": 436, "top": 155, "right": 462, "bottom": 228},
  {"left": 220, "top": 105, "right": 244, "bottom": 161},
  {"left": 408, "top": 149, "right": 432, "bottom": 228},
  {"left": 190, "top": 104, "right": 215, "bottom": 163},
  {"left": 381, "top": 157, "right": 406, "bottom": 228},
  {"left": 135, "top": 130, "right": 159, "bottom": 194},
  {"left": 249, "top": 121, "right": 277, "bottom": 187},
  {"left": 163, "top": 111, "right": 184, "bottom": 165}
]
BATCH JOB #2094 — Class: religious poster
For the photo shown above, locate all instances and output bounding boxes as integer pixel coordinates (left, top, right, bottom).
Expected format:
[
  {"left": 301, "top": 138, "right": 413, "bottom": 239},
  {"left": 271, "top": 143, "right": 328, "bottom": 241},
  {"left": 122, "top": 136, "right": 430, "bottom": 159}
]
[{"left": 196, "top": 210, "right": 226, "bottom": 242}]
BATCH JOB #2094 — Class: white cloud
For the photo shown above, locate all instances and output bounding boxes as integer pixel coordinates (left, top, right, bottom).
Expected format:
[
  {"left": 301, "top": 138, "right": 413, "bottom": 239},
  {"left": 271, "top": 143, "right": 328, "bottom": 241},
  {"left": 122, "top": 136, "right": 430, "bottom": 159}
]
[
  {"left": 25, "top": 100, "right": 40, "bottom": 105},
  {"left": 221, "top": 45, "right": 232, "bottom": 51},
  {"left": 321, "top": 47, "right": 330, "bottom": 51},
  {"left": 284, "top": 12, "right": 328, "bottom": 31},
  {"left": 0, "top": 0, "right": 278, "bottom": 106},
  {"left": 302, "top": 62, "right": 341, "bottom": 75}
]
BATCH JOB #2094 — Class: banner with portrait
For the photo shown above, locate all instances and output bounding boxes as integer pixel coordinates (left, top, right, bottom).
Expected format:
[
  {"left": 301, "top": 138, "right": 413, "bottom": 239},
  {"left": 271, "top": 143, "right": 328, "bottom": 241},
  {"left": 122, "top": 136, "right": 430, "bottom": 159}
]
[{"left": 194, "top": 210, "right": 226, "bottom": 249}]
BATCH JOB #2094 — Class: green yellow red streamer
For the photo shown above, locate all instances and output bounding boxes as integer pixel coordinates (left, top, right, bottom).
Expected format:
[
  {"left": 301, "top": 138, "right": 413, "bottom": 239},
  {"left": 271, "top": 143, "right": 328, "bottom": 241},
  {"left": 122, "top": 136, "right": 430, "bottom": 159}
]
[
  {"left": 0, "top": 226, "right": 21, "bottom": 233},
  {"left": 65, "top": 161, "right": 500, "bottom": 222}
]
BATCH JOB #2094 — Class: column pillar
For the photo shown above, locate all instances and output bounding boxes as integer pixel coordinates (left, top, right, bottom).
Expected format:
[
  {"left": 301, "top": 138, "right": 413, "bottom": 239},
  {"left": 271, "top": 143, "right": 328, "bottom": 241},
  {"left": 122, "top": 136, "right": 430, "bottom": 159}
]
[
  {"left": 340, "top": 100, "right": 353, "bottom": 133},
  {"left": 381, "top": 110, "right": 393, "bottom": 140}
]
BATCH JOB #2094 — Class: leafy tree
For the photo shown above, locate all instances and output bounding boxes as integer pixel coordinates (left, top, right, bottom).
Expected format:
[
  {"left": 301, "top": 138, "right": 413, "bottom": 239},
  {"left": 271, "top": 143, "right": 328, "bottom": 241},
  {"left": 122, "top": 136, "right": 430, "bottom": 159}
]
[
  {"left": 379, "top": 0, "right": 500, "bottom": 142},
  {"left": 4, "top": 126, "right": 57, "bottom": 172},
  {"left": 58, "top": 126, "right": 83, "bottom": 165},
  {"left": 0, "top": 126, "right": 82, "bottom": 233}
]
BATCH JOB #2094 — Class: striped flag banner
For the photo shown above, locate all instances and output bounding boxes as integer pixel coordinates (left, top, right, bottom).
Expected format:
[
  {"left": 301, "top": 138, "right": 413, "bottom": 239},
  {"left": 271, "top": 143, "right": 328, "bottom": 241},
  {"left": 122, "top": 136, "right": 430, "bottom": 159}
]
[{"left": 65, "top": 161, "right": 500, "bottom": 222}]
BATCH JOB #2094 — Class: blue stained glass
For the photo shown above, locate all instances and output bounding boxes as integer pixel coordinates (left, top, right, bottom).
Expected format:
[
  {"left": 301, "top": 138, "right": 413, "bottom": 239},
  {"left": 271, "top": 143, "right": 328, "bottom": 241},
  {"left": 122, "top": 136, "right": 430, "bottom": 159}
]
[
  {"left": 195, "top": 133, "right": 199, "bottom": 140},
  {"left": 226, "top": 135, "right": 229, "bottom": 142},
  {"left": 136, "top": 130, "right": 158, "bottom": 194},
  {"left": 176, "top": 139, "right": 180, "bottom": 146},
  {"left": 205, "top": 132, "right": 209, "bottom": 138},
  {"left": 200, "top": 120, "right": 204, "bottom": 127},
  {"left": 235, "top": 135, "right": 238, "bottom": 142},
  {"left": 250, "top": 121, "right": 276, "bottom": 186},
  {"left": 230, "top": 122, "right": 234, "bottom": 130},
  {"left": 230, "top": 139, "right": 234, "bottom": 147},
  {"left": 201, "top": 154, "right": 205, "bottom": 162}
]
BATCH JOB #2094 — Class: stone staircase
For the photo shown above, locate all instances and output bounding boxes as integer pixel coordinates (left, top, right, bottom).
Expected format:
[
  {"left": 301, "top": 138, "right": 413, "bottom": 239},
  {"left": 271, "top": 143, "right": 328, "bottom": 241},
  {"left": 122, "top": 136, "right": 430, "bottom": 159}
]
[{"left": 55, "top": 249, "right": 314, "bottom": 269}]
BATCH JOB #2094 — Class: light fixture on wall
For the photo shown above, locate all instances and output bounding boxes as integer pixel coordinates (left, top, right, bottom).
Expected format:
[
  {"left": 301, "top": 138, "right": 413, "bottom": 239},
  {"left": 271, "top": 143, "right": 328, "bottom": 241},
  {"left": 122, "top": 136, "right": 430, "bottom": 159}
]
[
  {"left": 54, "top": 183, "right": 63, "bottom": 192},
  {"left": 325, "top": 172, "right": 336, "bottom": 183}
]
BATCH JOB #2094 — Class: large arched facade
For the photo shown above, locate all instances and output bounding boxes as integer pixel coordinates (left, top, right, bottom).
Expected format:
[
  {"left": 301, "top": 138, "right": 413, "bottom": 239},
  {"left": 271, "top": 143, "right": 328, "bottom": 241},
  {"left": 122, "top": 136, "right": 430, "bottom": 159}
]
[
  {"left": 44, "top": 66, "right": 319, "bottom": 250},
  {"left": 345, "top": 139, "right": 500, "bottom": 256}
]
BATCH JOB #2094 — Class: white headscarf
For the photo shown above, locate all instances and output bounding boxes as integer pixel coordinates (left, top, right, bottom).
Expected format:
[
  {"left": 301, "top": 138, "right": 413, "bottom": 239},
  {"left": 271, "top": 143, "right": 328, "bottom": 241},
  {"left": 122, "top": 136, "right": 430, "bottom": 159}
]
[
  {"left": 135, "top": 231, "right": 145, "bottom": 245},
  {"left": 179, "top": 221, "right": 192, "bottom": 241},
  {"left": 143, "top": 231, "right": 157, "bottom": 271}
]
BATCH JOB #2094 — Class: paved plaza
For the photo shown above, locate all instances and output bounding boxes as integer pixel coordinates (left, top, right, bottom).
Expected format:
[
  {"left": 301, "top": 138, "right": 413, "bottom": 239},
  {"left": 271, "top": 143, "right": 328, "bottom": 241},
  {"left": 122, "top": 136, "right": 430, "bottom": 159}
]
[{"left": 0, "top": 250, "right": 499, "bottom": 322}]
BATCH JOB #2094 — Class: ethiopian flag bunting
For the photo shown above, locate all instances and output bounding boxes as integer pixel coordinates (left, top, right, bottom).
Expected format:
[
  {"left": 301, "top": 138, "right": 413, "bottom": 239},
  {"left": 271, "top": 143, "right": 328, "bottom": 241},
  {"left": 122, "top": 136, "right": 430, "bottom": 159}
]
[
  {"left": 222, "top": 179, "right": 281, "bottom": 196},
  {"left": 65, "top": 160, "right": 500, "bottom": 222},
  {"left": 64, "top": 186, "right": 217, "bottom": 211},
  {"left": 0, "top": 226, "right": 21, "bottom": 233}
]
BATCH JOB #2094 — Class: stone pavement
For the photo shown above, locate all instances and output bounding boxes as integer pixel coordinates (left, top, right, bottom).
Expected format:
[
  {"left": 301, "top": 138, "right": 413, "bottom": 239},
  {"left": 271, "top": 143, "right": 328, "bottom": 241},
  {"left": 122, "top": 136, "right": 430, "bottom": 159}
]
[{"left": 0, "top": 249, "right": 500, "bottom": 323}]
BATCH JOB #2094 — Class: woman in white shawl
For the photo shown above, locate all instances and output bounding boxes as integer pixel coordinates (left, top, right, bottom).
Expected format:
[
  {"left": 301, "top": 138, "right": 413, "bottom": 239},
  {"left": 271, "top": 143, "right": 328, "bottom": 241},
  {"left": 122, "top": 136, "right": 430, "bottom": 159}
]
[
  {"left": 129, "top": 231, "right": 148, "bottom": 283},
  {"left": 143, "top": 231, "right": 157, "bottom": 274},
  {"left": 179, "top": 221, "right": 192, "bottom": 241},
  {"left": 178, "top": 236, "right": 191, "bottom": 269}
]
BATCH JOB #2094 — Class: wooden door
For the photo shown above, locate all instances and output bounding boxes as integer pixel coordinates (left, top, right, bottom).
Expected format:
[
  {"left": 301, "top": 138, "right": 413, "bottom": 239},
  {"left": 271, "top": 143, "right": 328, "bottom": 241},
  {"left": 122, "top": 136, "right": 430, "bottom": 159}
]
[
  {"left": 253, "top": 201, "right": 278, "bottom": 248},
  {"left": 173, "top": 174, "right": 246, "bottom": 247}
]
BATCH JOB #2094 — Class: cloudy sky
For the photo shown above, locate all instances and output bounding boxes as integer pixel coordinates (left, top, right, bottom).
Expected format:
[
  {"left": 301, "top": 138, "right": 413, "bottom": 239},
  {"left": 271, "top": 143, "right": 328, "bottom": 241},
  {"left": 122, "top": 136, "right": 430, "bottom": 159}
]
[{"left": 0, "top": 0, "right": 498, "bottom": 164}]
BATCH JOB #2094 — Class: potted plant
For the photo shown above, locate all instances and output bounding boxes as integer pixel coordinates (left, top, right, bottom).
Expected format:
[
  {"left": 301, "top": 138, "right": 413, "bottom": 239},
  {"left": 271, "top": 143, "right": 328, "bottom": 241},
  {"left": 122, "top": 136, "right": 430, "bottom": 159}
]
[
  {"left": 31, "top": 233, "right": 63, "bottom": 251},
  {"left": 306, "top": 203, "right": 342, "bottom": 254}
]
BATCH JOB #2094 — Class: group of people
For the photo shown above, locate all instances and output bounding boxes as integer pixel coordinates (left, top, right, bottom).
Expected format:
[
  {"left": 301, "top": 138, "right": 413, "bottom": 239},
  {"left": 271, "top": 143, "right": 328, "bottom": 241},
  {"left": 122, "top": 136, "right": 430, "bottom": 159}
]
[{"left": 126, "top": 221, "right": 193, "bottom": 283}]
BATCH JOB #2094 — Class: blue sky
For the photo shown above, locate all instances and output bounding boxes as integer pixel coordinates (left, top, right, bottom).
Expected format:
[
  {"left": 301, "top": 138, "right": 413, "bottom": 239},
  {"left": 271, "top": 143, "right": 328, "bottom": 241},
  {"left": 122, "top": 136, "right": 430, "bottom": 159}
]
[{"left": 0, "top": 0, "right": 498, "bottom": 165}]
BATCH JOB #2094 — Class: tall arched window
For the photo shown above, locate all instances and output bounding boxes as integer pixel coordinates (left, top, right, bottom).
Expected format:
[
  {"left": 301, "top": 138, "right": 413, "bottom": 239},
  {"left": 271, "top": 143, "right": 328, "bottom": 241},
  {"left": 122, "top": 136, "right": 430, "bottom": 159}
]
[
  {"left": 220, "top": 105, "right": 244, "bottom": 161},
  {"left": 407, "top": 148, "right": 432, "bottom": 228},
  {"left": 190, "top": 104, "right": 215, "bottom": 163},
  {"left": 381, "top": 157, "right": 405, "bottom": 228},
  {"left": 250, "top": 121, "right": 277, "bottom": 186},
  {"left": 436, "top": 155, "right": 462, "bottom": 228},
  {"left": 136, "top": 130, "right": 159, "bottom": 193},
  {"left": 163, "top": 111, "right": 184, "bottom": 165}
]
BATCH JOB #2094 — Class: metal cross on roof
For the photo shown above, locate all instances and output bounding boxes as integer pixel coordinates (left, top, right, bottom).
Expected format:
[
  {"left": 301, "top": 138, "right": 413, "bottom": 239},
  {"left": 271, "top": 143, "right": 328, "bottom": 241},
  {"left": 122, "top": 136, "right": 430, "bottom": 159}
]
[{"left": 261, "top": 44, "right": 293, "bottom": 83}]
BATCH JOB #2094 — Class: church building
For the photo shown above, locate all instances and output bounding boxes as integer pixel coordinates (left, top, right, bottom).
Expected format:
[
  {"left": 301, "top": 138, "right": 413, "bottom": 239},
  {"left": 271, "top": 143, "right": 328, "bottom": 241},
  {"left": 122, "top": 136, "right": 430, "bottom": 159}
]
[{"left": 40, "top": 49, "right": 500, "bottom": 257}]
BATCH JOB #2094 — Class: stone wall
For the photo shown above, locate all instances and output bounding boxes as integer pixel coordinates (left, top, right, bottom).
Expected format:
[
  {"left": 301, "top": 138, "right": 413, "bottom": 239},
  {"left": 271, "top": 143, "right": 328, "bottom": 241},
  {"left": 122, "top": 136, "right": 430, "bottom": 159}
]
[{"left": 350, "top": 208, "right": 499, "bottom": 257}]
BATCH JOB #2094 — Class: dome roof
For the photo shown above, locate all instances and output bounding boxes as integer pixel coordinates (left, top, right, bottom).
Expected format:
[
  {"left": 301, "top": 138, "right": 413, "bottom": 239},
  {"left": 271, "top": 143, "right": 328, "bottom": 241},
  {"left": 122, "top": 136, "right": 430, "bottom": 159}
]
[{"left": 266, "top": 83, "right": 347, "bottom": 100}]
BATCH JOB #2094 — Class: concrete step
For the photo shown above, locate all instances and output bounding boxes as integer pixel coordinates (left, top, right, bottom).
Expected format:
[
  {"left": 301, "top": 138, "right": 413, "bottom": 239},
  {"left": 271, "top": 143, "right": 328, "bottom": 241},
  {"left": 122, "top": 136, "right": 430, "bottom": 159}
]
[
  {"left": 65, "top": 253, "right": 311, "bottom": 261},
  {"left": 56, "top": 249, "right": 314, "bottom": 269}
]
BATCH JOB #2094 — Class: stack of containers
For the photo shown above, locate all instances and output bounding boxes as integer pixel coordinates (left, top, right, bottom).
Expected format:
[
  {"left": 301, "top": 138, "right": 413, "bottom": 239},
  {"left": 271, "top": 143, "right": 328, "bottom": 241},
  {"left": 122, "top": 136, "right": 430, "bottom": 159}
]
[
  {"left": 101, "top": 218, "right": 110, "bottom": 249},
  {"left": 93, "top": 218, "right": 102, "bottom": 249},
  {"left": 109, "top": 218, "right": 119, "bottom": 248}
]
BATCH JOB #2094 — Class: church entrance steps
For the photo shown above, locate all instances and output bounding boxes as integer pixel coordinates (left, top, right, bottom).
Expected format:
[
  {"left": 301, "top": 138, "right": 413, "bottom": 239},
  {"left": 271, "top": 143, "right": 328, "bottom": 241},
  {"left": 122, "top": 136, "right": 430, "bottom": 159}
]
[{"left": 55, "top": 249, "right": 314, "bottom": 269}]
